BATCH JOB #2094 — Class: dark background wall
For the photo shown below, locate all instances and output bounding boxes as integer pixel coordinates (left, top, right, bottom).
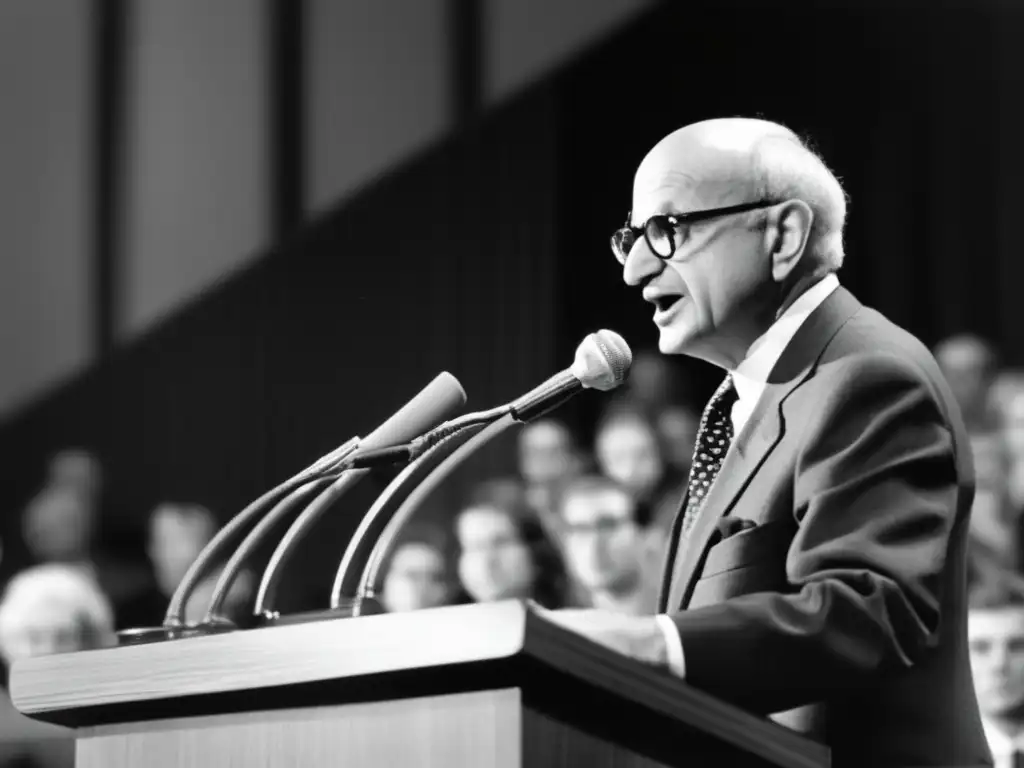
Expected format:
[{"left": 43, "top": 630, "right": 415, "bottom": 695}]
[
  {"left": 0, "top": 0, "right": 652, "bottom": 421},
  {"left": 1, "top": 0, "right": 1022, "bottom": 612},
  {"left": 552, "top": 0, "right": 1024, "bottom": 434},
  {"left": 0, "top": 90, "right": 561, "bottom": 608}
]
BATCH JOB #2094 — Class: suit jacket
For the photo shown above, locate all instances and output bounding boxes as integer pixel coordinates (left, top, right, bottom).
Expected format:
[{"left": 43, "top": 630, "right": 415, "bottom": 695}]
[{"left": 659, "top": 287, "right": 992, "bottom": 768}]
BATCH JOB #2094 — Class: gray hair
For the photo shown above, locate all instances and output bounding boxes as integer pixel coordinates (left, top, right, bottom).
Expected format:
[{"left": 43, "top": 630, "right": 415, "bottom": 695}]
[
  {"left": 751, "top": 132, "right": 848, "bottom": 273},
  {"left": 0, "top": 564, "right": 115, "bottom": 662}
]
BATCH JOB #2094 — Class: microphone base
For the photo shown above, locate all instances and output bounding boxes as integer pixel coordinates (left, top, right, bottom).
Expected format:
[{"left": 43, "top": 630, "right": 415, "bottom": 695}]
[
  {"left": 256, "top": 596, "right": 385, "bottom": 628},
  {"left": 337, "top": 595, "right": 385, "bottom": 618},
  {"left": 116, "top": 617, "right": 239, "bottom": 646},
  {"left": 118, "top": 600, "right": 386, "bottom": 643}
]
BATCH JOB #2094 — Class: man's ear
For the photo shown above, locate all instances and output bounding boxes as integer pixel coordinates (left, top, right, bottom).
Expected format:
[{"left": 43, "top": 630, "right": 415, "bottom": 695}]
[{"left": 766, "top": 200, "right": 814, "bottom": 283}]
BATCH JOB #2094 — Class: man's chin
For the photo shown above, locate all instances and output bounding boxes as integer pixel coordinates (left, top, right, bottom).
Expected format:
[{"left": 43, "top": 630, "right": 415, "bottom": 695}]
[
  {"left": 657, "top": 326, "right": 697, "bottom": 356},
  {"left": 657, "top": 325, "right": 729, "bottom": 367}
]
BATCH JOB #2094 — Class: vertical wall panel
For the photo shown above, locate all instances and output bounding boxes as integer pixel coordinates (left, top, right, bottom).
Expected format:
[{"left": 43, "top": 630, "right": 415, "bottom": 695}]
[
  {"left": 484, "top": 0, "right": 654, "bottom": 105},
  {"left": 0, "top": 1, "right": 92, "bottom": 419},
  {"left": 120, "top": 0, "right": 268, "bottom": 337},
  {"left": 305, "top": 0, "right": 450, "bottom": 215},
  {"left": 993, "top": 11, "right": 1024, "bottom": 361}
]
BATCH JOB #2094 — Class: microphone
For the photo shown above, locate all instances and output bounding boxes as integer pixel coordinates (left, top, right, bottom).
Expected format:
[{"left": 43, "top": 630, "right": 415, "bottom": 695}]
[
  {"left": 347, "top": 371, "right": 468, "bottom": 456},
  {"left": 346, "top": 329, "right": 632, "bottom": 469},
  {"left": 147, "top": 372, "right": 466, "bottom": 636},
  {"left": 202, "top": 372, "right": 468, "bottom": 625},
  {"left": 508, "top": 328, "right": 631, "bottom": 421}
]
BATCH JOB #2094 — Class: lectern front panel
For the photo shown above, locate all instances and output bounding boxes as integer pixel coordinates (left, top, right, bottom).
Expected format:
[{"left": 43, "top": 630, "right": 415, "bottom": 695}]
[{"left": 75, "top": 689, "right": 521, "bottom": 768}]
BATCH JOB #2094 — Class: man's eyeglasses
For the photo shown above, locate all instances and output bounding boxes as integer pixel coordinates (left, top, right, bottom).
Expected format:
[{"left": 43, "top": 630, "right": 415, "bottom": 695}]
[{"left": 610, "top": 200, "right": 779, "bottom": 265}]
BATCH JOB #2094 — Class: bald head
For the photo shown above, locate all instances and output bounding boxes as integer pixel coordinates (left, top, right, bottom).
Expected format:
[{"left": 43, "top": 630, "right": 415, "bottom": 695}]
[
  {"left": 619, "top": 118, "right": 849, "bottom": 367},
  {"left": 635, "top": 118, "right": 847, "bottom": 271}
]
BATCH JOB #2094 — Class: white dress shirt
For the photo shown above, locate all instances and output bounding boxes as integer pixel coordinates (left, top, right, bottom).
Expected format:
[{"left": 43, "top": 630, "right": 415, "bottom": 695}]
[
  {"left": 982, "top": 718, "right": 1024, "bottom": 768},
  {"left": 654, "top": 273, "right": 841, "bottom": 676}
]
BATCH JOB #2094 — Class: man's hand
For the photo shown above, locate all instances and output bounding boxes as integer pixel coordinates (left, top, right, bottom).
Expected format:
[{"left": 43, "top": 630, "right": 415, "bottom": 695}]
[{"left": 535, "top": 606, "right": 669, "bottom": 667}]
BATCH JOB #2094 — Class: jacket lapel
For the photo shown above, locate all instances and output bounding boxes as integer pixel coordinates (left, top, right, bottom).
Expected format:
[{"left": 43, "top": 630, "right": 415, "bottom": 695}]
[
  {"left": 658, "top": 489, "right": 688, "bottom": 613},
  {"left": 666, "top": 381, "right": 793, "bottom": 609},
  {"left": 663, "top": 286, "right": 863, "bottom": 611}
]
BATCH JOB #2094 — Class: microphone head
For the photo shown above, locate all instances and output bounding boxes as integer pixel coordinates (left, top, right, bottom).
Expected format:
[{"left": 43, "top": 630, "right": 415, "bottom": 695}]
[
  {"left": 569, "top": 329, "right": 633, "bottom": 391},
  {"left": 356, "top": 372, "right": 467, "bottom": 453}
]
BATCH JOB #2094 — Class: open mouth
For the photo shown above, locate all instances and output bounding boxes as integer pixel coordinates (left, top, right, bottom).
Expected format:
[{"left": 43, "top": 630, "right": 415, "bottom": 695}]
[{"left": 653, "top": 295, "right": 683, "bottom": 314}]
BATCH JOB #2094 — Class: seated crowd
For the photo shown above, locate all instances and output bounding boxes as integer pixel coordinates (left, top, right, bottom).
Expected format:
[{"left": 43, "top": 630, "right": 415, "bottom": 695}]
[{"left": 2, "top": 338, "right": 1024, "bottom": 766}]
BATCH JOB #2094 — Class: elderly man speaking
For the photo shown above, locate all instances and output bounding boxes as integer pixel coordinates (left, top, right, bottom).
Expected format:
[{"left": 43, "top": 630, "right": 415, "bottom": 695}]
[{"left": 541, "top": 118, "right": 991, "bottom": 768}]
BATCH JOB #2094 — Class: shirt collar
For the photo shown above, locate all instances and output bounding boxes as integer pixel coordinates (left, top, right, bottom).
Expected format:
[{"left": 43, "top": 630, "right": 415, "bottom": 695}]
[
  {"left": 730, "top": 273, "right": 840, "bottom": 404},
  {"left": 982, "top": 716, "right": 1024, "bottom": 757}
]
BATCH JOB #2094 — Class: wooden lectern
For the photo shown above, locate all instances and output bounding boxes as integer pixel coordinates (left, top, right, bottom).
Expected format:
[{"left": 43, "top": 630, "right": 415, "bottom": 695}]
[{"left": 9, "top": 601, "right": 829, "bottom": 767}]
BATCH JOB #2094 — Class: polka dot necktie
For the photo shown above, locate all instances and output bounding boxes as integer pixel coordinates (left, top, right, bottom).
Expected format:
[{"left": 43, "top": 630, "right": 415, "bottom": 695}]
[{"left": 681, "top": 375, "right": 739, "bottom": 536}]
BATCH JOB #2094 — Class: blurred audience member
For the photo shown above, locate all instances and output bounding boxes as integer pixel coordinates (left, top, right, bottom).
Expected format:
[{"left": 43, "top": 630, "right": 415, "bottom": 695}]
[
  {"left": 148, "top": 503, "right": 216, "bottom": 598},
  {"left": 594, "top": 407, "right": 685, "bottom": 551},
  {"left": 595, "top": 409, "right": 665, "bottom": 502},
  {"left": 969, "top": 572, "right": 1024, "bottom": 768},
  {"left": 622, "top": 349, "right": 677, "bottom": 412},
  {"left": 22, "top": 486, "right": 94, "bottom": 567},
  {"left": 968, "top": 432, "right": 1021, "bottom": 573},
  {"left": 517, "top": 419, "right": 585, "bottom": 520},
  {"left": 22, "top": 454, "right": 156, "bottom": 630},
  {"left": 380, "top": 527, "right": 458, "bottom": 613},
  {"left": 518, "top": 419, "right": 583, "bottom": 487},
  {"left": 145, "top": 503, "right": 253, "bottom": 626},
  {"left": 654, "top": 403, "right": 700, "bottom": 475},
  {"left": 935, "top": 334, "right": 999, "bottom": 432},
  {"left": 0, "top": 565, "right": 107, "bottom": 767},
  {"left": 466, "top": 476, "right": 550, "bottom": 542},
  {"left": 0, "top": 565, "right": 114, "bottom": 664},
  {"left": 992, "top": 370, "right": 1024, "bottom": 513},
  {"left": 45, "top": 449, "right": 102, "bottom": 502},
  {"left": 559, "top": 475, "right": 656, "bottom": 615},
  {"left": 991, "top": 369, "right": 1024, "bottom": 424},
  {"left": 467, "top": 477, "right": 529, "bottom": 514},
  {"left": 455, "top": 484, "right": 569, "bottom": 609}
]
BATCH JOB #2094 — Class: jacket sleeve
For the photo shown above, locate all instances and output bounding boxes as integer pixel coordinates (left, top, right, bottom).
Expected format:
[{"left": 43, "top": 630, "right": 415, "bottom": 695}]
[{"left": 668, "top": 354, "right": 966, "bottom": 714}]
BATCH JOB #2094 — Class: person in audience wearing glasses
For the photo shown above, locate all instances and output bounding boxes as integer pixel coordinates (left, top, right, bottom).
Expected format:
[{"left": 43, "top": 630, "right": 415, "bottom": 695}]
[
  {"left": 969, "top": 572, "right": 1024, "bottom": 768},
  {"left": 559, "top": 474, "right": 657, "bottom": 616},
  {"left": 537, "top": 117, "right": 989, "bottom": 767}
]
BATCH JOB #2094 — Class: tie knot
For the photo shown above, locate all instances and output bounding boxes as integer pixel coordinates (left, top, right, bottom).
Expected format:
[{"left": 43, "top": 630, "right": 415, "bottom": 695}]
[{"left": 707, "top": 375, "right": 738, "bottom": 415}]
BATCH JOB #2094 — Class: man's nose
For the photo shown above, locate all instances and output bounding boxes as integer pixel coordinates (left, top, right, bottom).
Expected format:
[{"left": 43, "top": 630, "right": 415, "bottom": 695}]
[{"left": 622, "top": 236, "right": 663, "bottom": 287}]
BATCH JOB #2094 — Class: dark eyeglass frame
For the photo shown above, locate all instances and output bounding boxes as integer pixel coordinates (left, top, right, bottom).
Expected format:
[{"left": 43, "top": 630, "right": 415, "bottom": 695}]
[{"left": 610, "top": 200, "right": 779, "bottom": 265}]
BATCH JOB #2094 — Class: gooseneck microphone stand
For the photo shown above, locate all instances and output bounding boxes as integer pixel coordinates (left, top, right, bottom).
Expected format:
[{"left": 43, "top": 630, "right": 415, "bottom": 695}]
[
  {"left": 332, "top": 414, "right": 520, "bottom": 615},
  {"left": 116, "top": 437, "right": 361, "bottom": 645}
]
